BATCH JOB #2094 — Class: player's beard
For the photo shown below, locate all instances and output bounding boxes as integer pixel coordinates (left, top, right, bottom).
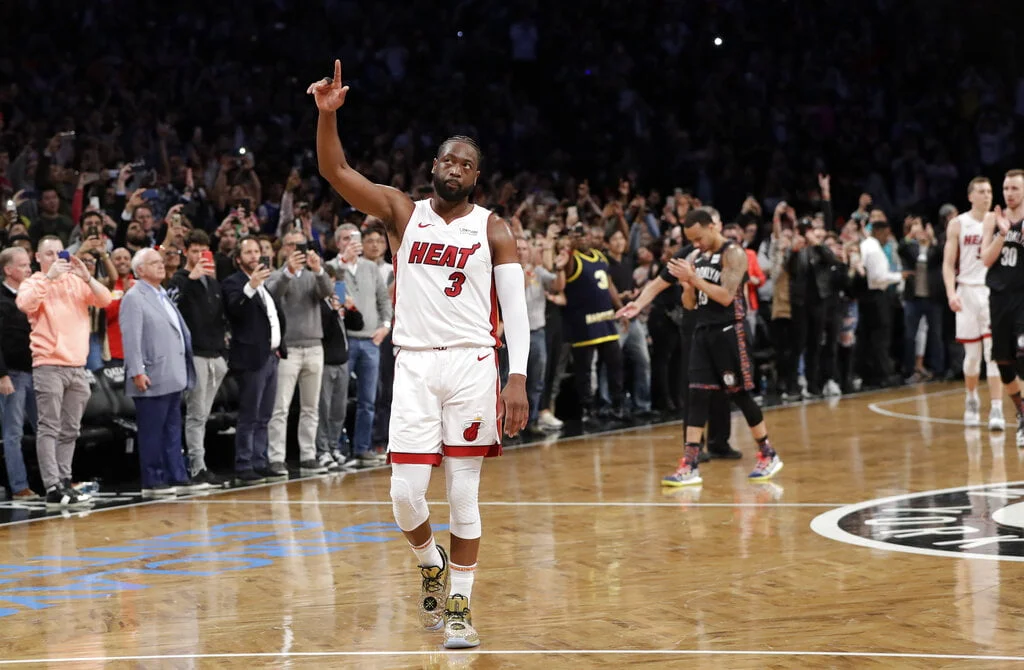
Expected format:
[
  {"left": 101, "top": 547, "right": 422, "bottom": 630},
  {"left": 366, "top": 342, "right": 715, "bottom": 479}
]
[{"left": 433, "top": 173, "right": 473, "bottom": 203}]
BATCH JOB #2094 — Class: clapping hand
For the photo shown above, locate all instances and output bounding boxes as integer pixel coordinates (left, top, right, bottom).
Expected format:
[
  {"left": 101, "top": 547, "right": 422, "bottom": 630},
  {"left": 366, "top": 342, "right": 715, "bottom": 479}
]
[
  {"left": 666, "top": 257, "right": 696, "bottom": 284},
  {"left": 994, "top": 205, "right": 1011, "bottom": 236}
]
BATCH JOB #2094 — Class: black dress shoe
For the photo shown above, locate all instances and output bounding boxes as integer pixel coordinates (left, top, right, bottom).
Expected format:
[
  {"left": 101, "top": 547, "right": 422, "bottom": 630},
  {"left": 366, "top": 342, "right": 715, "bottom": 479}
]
[
  {"left": 708, "top": 446, "right": 743, "bottom": 460},
  {"left": 234, "top": 470, "right": 267, "bottom": 486}
]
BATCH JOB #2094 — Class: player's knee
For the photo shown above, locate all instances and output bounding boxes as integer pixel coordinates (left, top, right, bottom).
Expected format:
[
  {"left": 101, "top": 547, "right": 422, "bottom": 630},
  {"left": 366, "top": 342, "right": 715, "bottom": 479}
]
[
  {"left": 963, "top": 341, "right": 982, "bottom": 378},
  {"left": 730, "top": 390, "right": 764, "bottom": 427},
  {"left": 390, "top": 465, "right": 431, "bottom": 532},
  {"left": 687, "top": 387, "right": 711, "bottom": 428},
  {"left": 998, "top": 363, "right": 1017, "bottom": 385},
  {"left": 447, "top": 459, "right": 482, "bottom": 539}
]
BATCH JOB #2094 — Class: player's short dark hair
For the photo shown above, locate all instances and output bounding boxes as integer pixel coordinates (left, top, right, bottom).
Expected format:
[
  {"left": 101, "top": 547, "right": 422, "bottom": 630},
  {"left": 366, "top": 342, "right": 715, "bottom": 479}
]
[
  {"left": 185, "top": 229, "right": 211, "bottom": 249},
  {"left": 682, "top": 209, "right": 714, "bottom": 228},
  {"left": 437, "top": 135, "right": 483, "bottom": 168}
]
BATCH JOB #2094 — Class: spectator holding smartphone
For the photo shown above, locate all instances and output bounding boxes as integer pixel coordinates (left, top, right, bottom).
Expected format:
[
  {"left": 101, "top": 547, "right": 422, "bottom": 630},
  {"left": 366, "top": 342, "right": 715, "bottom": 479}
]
[
  {"left": 16, "top": 235, "right": 112, "bottom": 507},
  {"left": 328, "top": 223, "right": 391, "bottom": 467},
  {"left": 167, "top": 229, "right": 228, "bottom": 485},
  {"left": 265, "top": 229, "right": 333, "bottom": 475}
]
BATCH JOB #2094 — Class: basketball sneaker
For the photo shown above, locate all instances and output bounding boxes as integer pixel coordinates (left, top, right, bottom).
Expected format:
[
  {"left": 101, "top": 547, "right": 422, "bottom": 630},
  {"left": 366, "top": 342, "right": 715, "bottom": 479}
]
[
  {"left": 749, "top": 453, "right": 784, "bottom": 481},
  {"left": 1016, "top": 413, "right": 1024, "bottom": 449},
  {"left": 419, "top": 545, "right": 450, "bottom": 630},
  {"left": 442, "top": 594, "right": 480, "bottom": 649},
  {"left": 964, "top": 395, "right": 981, "bottom": 427},
  {"left": 989, "top": 405, "right": 1006, "bottom": 432},
  {"left": 661, "top": 458, "right": 702, "bottom": 487}
]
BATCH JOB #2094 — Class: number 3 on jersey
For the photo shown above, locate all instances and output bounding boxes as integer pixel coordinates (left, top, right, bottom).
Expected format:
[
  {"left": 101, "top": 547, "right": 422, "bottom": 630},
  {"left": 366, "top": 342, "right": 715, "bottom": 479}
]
[
  {"left": 445, "top": 271, "right": 466, "bottom": 297},
  {"left": 1001, "top": 246, "right": 1018, "bottom": 267}
]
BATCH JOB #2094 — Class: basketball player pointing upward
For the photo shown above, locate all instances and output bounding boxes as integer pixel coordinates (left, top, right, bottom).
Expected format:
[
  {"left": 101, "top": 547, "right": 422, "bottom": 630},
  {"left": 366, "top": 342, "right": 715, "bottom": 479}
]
[
  {"left": 981, "top": 169, "right": 1024, "bottom": 447},
  {"left": 309, "top": 60, "right": 530, "bottom": 649},
  {"left": 942, "top": 177, "right": 1003, "bottom": 429}
]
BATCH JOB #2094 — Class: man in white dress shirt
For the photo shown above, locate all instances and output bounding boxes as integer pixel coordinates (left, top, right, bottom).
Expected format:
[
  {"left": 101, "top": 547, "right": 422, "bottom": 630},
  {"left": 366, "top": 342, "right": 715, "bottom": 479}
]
[{"left": 859, "top": 218, "right": 909, "bottom": 387}]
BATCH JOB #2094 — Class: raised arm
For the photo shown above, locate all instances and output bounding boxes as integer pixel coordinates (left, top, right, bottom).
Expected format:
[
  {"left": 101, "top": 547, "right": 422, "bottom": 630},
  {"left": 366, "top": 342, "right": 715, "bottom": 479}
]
[
  {"left": 309, "top": 60, "right": 414, "bottom": 237},
  {"left": 942, "top": 217, "right": 961, "bottom": 310}
]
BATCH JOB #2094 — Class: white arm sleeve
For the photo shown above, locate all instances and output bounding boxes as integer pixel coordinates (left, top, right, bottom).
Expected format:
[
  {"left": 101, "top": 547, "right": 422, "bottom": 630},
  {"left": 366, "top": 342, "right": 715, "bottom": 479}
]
[{"left": 493, "top": 263, "right": 530, "bottom": 377}]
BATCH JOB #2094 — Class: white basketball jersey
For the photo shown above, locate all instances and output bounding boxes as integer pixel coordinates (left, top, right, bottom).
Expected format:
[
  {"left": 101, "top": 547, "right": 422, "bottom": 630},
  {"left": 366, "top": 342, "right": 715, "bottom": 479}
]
[
  {"left": 392, "top": 199, "right": 500, "bottom": 350},
  {"left": 957, "top": 212, "right": 987, "bottom": 286}
]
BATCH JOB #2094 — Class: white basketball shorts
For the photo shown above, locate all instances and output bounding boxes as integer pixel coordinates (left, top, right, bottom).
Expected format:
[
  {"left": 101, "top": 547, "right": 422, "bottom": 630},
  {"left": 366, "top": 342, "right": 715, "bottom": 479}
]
[
  {"left": 387, "top": 347, "right": 502, "bottom": 466},
  {"left": 955, "top": 284, "right": 991, "bottom": 344}
]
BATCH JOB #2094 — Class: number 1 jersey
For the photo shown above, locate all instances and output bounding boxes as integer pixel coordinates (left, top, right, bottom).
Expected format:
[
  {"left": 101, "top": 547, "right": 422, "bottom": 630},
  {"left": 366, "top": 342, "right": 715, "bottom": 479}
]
[
  {"left": 392, "top": 199, "right": 500, "bottom": 350},
  {"left": 986, "top": 219, "right": 1024, "bottom": 294}
]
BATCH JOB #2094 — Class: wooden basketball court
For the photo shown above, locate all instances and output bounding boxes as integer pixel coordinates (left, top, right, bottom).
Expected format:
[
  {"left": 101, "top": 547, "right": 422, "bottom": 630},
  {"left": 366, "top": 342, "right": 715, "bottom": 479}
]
[{"left": 2, "top": 382, "right": 1023, "bottom": 668}]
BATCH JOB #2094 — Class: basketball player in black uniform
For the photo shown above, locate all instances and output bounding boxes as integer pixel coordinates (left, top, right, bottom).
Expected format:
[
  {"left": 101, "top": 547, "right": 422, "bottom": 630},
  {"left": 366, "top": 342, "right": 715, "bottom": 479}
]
[
  {"left": 662, "top": 209, "right": 783, "bottom": 486},
  {"left": 981, "top": 169, "right": 1024, "bottom": 447},
  {"left": 563, "top": 222, "right": 626, "bottom": 421},
  {"left": 618, "top": 219, "right": 739, "bottom": 461}
]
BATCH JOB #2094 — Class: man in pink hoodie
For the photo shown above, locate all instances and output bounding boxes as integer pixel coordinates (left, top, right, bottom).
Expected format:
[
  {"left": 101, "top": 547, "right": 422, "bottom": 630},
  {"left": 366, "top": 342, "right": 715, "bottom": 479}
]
[{"left": 17, "top": 234, "right": 112, "bottom": 508}]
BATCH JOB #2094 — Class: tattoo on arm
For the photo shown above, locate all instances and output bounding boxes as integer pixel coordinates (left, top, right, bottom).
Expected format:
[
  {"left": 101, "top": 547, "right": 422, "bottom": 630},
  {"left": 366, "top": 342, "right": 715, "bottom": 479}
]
[{"left": 719, "top": 245, "right": 749, "bottom": 296}]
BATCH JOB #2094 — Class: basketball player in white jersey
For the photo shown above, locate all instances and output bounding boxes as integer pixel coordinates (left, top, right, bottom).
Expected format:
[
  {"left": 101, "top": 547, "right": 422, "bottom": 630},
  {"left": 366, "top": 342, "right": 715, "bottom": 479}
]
[
  {"left": 943, "top": 176, "right": 1004, "bottom": 429},
  {"left": 308, "top": 61, "right": 529, "bottom": 649}
]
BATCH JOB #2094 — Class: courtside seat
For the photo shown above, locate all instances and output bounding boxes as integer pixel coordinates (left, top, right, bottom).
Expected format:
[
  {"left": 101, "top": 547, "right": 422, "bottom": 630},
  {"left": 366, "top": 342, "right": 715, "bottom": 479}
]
[
  {"left": 207, "top": 371, "right": 240, "bottom": 430},
  {"left": 77, "top": 369, "right": 117, "bottom": 447}
]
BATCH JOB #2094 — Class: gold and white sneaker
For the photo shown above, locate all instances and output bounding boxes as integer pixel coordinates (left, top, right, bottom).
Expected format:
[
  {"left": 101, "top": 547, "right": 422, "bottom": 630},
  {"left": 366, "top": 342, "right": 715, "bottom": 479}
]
[
  {"left": 419, "top": 546, "right": 450, "bottom": 630},
  {"left": 442, "top": 594, "right": 480, "bottom": 649}
]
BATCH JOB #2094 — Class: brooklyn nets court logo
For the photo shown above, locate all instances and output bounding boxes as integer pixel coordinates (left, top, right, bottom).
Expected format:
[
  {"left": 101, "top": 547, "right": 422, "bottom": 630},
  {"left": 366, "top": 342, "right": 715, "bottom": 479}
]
[{"left": 811, "top": 481, "right": 1024, "bottom": 561}]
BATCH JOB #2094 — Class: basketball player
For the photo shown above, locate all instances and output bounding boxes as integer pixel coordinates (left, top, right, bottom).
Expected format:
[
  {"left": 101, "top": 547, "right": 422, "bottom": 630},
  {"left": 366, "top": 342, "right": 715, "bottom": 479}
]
[
  {"left": 308, "top": 61, "right": 530, "bottom": 649},
  {"left": 942, "top": 177, "right": 1003, "bottom": 429},
  {"left": 660, "top": 209, "right": 783, "bottom": 486},
  {"left": 981, "top": 169, "right": 1024, "bottom": 447},
  {"left": 617, "top": 212, "right": 738, "bottom": 461}
]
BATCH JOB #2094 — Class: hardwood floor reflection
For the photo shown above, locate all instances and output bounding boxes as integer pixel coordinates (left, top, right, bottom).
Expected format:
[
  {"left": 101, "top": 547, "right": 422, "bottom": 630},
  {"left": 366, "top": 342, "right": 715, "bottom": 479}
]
[{"left": 2, "top": 382, "right": 1024, "bottom": 668}]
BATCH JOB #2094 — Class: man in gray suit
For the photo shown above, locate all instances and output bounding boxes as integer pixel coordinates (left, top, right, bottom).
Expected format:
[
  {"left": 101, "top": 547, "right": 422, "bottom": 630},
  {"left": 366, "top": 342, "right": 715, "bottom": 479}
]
[{"left": 120, "top": 248, "right": 206, "bottom": 497}]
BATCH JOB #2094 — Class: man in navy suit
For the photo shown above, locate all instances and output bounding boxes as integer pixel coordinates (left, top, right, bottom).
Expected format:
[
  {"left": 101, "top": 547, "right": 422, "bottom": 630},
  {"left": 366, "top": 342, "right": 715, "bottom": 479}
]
[
  {"left": 221, "top": 236, "right": 288, "bottom": 485},
  {"left": 119, "top": 248, "right": 202, "bottom": 497}
]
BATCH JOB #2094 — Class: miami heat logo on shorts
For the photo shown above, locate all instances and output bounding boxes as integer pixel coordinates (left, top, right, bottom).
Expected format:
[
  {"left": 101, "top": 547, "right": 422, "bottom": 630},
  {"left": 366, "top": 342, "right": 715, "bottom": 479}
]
[{"left": 462, "top": 418, "right": 484, "bottom": 442}]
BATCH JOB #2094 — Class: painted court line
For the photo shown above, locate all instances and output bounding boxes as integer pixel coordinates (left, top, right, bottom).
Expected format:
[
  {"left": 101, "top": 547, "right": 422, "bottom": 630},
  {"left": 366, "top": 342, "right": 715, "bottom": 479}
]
[
  {"left": 173, "top": 499, "right": 842, "bottom": 508},
  {"left": 867, "top": 388, "right": 967, "bottom": 425},
  {"left": 0, "top": 649, "right": 1022, "bottom": 664},
  {"left": 0, "top": 382, "right": 948, "bottom": 529}
]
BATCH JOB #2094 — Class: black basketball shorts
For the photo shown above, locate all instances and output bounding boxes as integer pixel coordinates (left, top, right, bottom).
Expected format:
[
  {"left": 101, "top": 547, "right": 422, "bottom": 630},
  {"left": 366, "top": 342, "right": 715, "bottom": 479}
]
[{"left": 688, "top": 320, "right": 755, "bottom": 394}]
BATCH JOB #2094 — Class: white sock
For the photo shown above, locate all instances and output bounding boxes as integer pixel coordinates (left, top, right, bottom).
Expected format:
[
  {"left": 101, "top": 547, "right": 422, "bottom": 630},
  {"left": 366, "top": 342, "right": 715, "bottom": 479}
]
[
  {"left": 449, "top": 562, "right": 477, "bottom": 602},
  {"left": 967, "top": 390, "right": 980, "bottom": 402},
  {"left": 410, "top": 536, "right": 443, "bottom": 568}
]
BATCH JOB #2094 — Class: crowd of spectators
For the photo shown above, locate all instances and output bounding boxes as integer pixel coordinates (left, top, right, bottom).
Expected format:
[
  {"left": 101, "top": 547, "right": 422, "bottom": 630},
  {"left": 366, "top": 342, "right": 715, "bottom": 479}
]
[{"left": 2, "top": 0, "right": 1023, "bottom": 500}]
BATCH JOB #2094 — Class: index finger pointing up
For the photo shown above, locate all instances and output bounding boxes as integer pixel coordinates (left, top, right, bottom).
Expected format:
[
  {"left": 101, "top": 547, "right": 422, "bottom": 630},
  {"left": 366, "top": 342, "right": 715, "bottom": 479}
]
[{"left": 334, "top": 59, "right": 342, "bottom": 84}]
